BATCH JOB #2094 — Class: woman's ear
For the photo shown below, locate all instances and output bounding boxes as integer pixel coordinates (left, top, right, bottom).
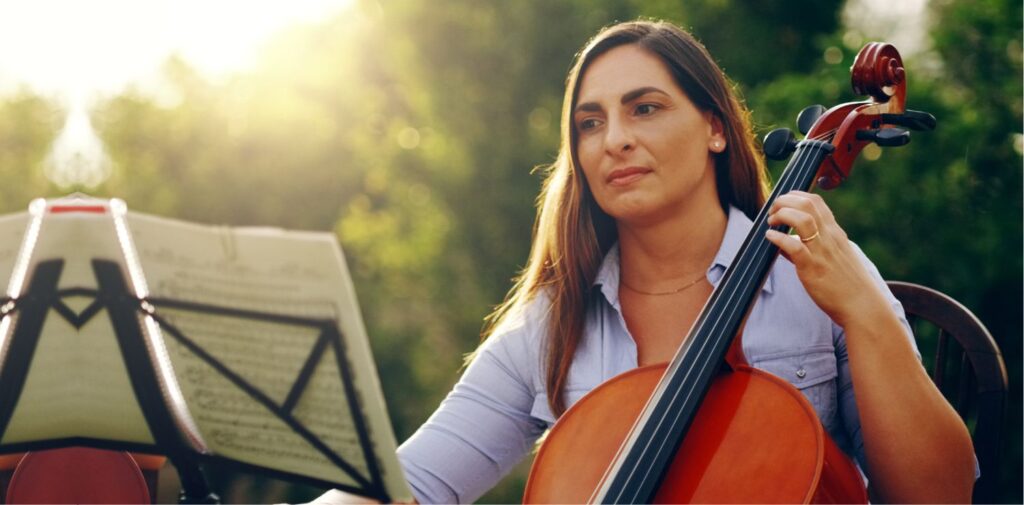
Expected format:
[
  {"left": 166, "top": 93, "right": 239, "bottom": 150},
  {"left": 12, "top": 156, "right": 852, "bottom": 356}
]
[{"left": 707, "top": 113, "right": 727, "bottom": 153}]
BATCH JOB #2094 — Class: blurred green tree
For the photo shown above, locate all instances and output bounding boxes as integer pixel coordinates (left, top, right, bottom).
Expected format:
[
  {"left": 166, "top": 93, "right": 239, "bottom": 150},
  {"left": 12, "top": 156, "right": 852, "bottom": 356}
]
[{"left": 0, "top": 91, "right": 62, "bottom": 210}]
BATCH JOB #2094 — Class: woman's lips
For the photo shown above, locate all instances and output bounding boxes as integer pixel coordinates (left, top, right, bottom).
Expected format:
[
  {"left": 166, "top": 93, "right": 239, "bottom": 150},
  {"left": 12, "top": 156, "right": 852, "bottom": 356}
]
[{"left": 607, "top": 166, "right": 652, "bottom": 186}]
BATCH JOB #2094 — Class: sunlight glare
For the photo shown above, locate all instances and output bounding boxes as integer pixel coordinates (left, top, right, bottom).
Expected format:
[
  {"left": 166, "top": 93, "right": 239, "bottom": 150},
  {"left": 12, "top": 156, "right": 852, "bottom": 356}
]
[
  {"left": 0, "top": 0, "right": 355, "bottom": 100},
  {"left": 43, "top": 103, "right": 112, "bottom": 189},
  {"left": 0, "top": 0, "right": 355, "bottom": 189}
]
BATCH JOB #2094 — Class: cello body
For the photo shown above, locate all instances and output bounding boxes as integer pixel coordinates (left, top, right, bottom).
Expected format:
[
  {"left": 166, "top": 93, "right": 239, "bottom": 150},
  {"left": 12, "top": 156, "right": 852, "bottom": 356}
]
[
  {"left": 523, "top": 364, "right": 866, "bottom": 503},
  {"left": 2, "top": 448, "right": 153, "bottom": 504}
]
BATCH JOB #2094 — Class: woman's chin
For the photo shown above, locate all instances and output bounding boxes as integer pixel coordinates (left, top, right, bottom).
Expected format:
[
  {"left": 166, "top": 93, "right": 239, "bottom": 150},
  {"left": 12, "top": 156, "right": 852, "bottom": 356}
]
[{"left": 603, "top": 199, "right": 660, "bottom": 224}]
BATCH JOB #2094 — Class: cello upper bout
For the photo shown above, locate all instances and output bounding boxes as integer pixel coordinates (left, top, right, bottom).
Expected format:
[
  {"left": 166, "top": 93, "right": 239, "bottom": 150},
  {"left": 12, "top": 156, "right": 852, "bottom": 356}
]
[{"left": 524, "top": 365, "right": 667, "bottom": 504}]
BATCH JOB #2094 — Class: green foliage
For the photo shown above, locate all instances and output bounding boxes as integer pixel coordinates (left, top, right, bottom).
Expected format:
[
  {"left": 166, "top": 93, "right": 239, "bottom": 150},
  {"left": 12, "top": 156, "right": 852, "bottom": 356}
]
[
  {"left": 647, "top": 0, "right": 845, "bottom": 86},
  {"left": 0, "top": 91, "right": 63, "bottom": 210},
  {"left": 750, "top": 3, "right": 1022, "bottom": 498},
  {"left": 0, "top": 0, "right": 1018, "bottom": 502}
]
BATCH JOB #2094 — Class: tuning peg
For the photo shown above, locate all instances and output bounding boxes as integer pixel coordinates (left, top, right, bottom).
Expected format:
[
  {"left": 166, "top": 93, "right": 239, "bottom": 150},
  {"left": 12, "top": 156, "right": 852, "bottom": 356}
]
[
  {"left": 797, "top": 105, "right": 826, "bottom": 135},
  {"left": 856, "top": 127, "right": 911, "bottom": 147},
  {"left": 763, "top": 128, "right": 797, "bottom": 160},
  {"left": 880, "top": 109, "right": 937, "bottom": 131},
  {"left": 817, "top": 175, "right": 842, "bottom": 190}
]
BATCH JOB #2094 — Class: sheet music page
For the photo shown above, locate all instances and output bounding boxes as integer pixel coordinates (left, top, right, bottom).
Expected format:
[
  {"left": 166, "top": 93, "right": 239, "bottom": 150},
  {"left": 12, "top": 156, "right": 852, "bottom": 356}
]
[
  {"left": 1, "top": 206, "right": 154, "bottom": 446},
  {"left": 127, "top": 212, "right": 411, "bottom": 500}
]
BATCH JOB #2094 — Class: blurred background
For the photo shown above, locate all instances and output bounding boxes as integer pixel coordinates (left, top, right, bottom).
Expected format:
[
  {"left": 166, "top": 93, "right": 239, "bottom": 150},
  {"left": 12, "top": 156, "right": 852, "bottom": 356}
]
[{"left": 0, "top": 0, "right": 1019, "bottom": 502}]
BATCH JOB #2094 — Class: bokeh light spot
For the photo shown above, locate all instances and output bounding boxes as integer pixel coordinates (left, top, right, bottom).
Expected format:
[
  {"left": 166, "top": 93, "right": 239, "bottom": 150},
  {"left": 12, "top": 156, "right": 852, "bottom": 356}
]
[
  {"left": 528, "top": 107, "right": 551, "bottom": 131},
  {"left": 824, "top": 46, "right": 843, "bottom": 65},
  {"left": 397, "top": 127, "right": 420, "bottom": 149}
]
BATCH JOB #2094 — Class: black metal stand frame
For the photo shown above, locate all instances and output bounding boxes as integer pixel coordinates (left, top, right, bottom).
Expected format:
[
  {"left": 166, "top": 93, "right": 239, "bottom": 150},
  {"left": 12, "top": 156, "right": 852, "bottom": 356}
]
[{"left": 0, "top": 259, "right": 391, "bottom": 503}]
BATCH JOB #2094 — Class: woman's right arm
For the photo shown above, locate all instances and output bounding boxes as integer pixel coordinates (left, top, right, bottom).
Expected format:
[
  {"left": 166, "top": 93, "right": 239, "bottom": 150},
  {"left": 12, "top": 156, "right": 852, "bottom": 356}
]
[
  {"left": 396, "top": 320, "right": 546, "bottom": 504},
  {"left": 312, "top": 322, "right": 544, "bottom": 504}
]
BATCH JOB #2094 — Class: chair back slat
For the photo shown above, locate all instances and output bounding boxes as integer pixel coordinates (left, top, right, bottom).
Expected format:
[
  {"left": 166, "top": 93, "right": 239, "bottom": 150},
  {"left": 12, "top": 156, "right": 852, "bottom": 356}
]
[
  {"left": 956, "top": 353, "right": 972, "bottom": 418},
  {"left": 933, "top": 329, "right": 947, "bottom": 387}
]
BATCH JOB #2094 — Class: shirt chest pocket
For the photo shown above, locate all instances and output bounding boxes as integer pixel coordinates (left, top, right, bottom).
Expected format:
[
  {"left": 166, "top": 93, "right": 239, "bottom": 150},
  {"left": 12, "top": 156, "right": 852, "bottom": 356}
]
[{"left": 751, "top": 351, "right": 839, "bottom": 427}]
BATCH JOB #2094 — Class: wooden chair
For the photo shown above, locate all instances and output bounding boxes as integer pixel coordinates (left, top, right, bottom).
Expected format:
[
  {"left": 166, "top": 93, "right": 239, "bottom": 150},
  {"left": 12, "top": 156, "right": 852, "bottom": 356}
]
[{"left": 887, "top": 281, "right": 1008, "bottom": 503}]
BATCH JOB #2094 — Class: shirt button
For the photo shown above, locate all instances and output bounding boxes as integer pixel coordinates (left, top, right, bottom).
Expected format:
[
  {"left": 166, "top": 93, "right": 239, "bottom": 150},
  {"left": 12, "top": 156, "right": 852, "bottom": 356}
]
[{"left": 796, "top": 368, "right": 807, "bottom": 379}]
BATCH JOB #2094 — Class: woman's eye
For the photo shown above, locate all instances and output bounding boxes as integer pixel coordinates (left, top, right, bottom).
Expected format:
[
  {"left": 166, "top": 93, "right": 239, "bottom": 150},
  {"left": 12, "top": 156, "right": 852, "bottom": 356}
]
[
  {"left": 635, "top": 103, "right": 659, "bottom": 116},
  {"left": 578, "top": 118, "right": 601, "bottom": 131}
]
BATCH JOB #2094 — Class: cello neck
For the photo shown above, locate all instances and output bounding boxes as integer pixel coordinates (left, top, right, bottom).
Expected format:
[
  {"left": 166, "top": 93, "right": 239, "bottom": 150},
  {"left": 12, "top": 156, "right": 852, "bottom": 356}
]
[{"left": 594, "top": 139, "right": 836, "bottom": 504}]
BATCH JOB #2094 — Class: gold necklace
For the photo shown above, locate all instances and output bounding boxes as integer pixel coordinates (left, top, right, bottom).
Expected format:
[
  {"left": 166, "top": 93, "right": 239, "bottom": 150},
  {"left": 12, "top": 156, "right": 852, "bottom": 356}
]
[{"left": 620, "top": 272, "right": 706, "bottom": 296}]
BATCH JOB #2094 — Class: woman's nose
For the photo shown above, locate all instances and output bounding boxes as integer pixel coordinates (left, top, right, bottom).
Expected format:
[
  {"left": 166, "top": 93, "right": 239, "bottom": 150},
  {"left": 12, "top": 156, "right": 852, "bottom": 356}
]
[{"left": 603, "top": 116, "right": 635, "bottom": 155}]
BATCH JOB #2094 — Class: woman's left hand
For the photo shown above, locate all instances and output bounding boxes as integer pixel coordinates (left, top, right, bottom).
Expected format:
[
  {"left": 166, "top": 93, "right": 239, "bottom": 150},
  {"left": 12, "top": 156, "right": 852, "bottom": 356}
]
[{"left": 764, "top": 190, "right": 886, "bottom": 327}]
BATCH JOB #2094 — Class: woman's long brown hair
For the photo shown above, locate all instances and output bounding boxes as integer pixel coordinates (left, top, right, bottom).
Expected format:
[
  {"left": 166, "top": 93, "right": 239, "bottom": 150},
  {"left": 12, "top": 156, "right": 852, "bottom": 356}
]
[{"left": 479, "top": 20, "right": 770, "bottom": 417}]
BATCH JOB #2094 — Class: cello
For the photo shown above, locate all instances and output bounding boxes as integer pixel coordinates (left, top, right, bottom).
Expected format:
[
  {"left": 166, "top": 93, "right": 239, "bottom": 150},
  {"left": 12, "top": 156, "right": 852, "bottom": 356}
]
[
  {"left": 0, "top": 449, "right": 159, "bottom": 503},
  {"left": 524, "top": 42, "right": 935, "bottom": 503}
]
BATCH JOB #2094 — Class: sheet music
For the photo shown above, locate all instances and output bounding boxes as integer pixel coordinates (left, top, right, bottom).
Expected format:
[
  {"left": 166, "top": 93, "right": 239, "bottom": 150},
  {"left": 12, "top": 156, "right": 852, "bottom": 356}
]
[
  {"left": 1, "top": 210, "right": 154, "bottom": 446},
  {"left": 127, "top": 213, "right": 411, "bottom": 499}
]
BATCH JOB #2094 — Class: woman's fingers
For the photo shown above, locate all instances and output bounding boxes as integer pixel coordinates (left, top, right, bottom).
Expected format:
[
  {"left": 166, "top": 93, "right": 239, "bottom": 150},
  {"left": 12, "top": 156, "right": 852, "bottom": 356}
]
[
  {"left": 765, "top": 228, "right": 806, "bottom": 262},
  {"left": 766, "top": 206, "right": 820, "bottom": 245},
  {"left": 765, "top": 190, "right": 871, "bottom": 326},
  {"left": 765, "top": 193, "right": 828, "bottom": 270},
  {"left": 768, "top": 191, "right": 835, "bottom": 239},
  {"left": 771, "top": 190, "right": 833, "bottom": 219}
]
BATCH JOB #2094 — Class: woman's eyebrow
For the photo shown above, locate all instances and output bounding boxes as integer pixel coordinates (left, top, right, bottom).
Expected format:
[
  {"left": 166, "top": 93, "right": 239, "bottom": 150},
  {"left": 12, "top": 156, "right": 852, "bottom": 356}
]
[
  {"left": 575, "top": 86, "right": 669, "bottom": 115},
  {"left": 574, "top": 101, "right": 602, "bottom": 114},
  {"left": 620, "top": 86, "right": 668, "bottom": 104}
]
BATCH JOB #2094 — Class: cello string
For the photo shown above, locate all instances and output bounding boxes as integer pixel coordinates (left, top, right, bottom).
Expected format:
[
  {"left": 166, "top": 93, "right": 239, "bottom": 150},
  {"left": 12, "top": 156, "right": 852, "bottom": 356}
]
[
  {"left": 624, "top": 139, "right": 830, "bottom": 498},
  {"left": 615, "top": 138, "right": 832, "bottom": 502},
  {"left": 612, "top": 149, "right": 812, "bottom": 500},
  {"left": 611, "top": 145, "right": 817, "bottom": 500},
  {"left": 616, "top": 126, "right": 842, "bottom": 499},
  {"left": 618, "top": 144, "right": 820, "bottom": 501},
  {"left": 630, "top": 126, "right": 855, "bottom": 498},
  {"left": 622, "top": 142, "right": 827, "bottom": 490},
  {"left": 612, "top": 141, "right": 824, "bottom": 501}
]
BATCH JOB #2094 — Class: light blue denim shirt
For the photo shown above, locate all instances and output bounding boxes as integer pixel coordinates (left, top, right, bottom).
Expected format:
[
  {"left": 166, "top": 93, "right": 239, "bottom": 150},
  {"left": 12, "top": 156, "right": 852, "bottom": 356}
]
[{"left": 397, "top": 206, "right": 917, "bottom": 504}]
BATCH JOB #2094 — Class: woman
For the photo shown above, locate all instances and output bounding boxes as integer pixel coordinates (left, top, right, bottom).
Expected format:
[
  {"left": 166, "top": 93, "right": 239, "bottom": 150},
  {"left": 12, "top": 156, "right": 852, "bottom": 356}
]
[{"left": 325, "top": 19, "right": 975, "bottom": 504}]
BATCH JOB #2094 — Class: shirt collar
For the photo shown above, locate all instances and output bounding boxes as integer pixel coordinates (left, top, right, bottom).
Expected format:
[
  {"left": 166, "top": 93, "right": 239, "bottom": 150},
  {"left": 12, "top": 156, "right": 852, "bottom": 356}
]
[
  {"left": 593, "top": 243, "right": 621, "bottom": 307},
  {"left": 593, "top": 205, "right": 774, "bottom": 308}
]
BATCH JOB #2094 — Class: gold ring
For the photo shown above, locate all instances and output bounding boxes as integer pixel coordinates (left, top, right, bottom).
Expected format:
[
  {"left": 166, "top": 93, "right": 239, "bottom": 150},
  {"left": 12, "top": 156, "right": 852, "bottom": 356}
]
[{"left": 800, "top": 230, "right": 820, "bottom": 243}]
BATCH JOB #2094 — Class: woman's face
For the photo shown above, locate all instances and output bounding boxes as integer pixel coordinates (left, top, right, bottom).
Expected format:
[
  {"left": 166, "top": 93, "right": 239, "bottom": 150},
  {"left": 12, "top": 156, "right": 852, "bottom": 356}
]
[{"left": 574, "top": 44, "right": 725, "bottom": 226}]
